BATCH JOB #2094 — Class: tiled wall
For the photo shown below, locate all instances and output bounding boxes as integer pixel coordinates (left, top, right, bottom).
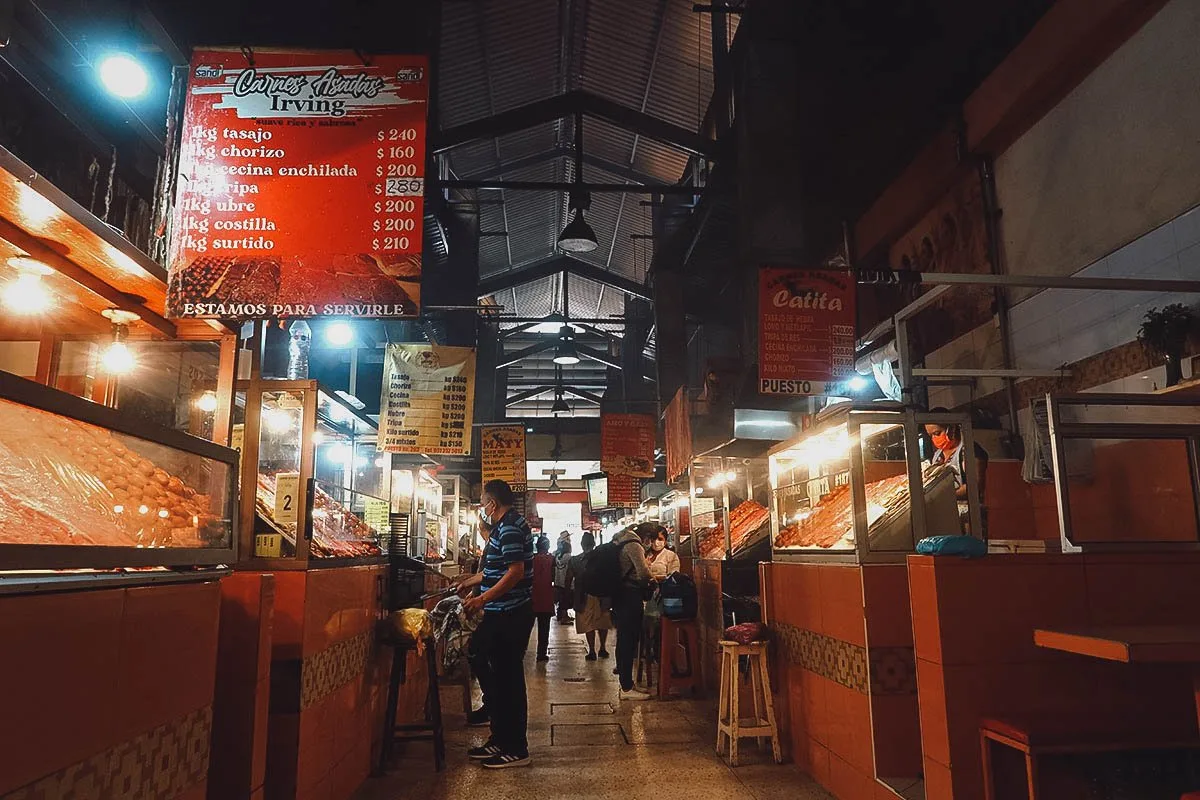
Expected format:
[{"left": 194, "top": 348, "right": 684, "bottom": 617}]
[
  {"left": 764, "top": 562, "right": 919, "bottom": 800},
  {"left": 909, "top": 553, "right": 1200, "bottom": 799},
  {"left": 266, "top": 565, "right": 389, "bottom": 800},
  {"left": 211, "top": 573, "right": 275, "bottom": 800},
  {"left": 0, "top": 580, "right": 221, "bottom": 800}
]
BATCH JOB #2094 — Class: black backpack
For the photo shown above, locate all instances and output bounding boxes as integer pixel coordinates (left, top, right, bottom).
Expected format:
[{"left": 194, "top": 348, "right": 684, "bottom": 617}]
[
  {"left": 578, "top": 540, "right": 638, "bottom": 598},
  {"left": 659, "top": 573, "right": 698, "bottom": 620}
]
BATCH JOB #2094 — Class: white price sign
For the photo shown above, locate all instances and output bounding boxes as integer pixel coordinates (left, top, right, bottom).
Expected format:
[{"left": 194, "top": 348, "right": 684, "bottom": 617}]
[{"left": 274, "top": 472, "right": 301, "bottom": 525}]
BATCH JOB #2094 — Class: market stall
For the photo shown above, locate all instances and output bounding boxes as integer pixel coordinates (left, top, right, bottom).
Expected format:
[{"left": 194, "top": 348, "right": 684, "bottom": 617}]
[
  {"left": 0, "top": 145, "right": 238, "bottom": 800},
  {"left": 761, "top": 402, "right": 982, "bottom": 798},
  {"left": 228, "top": 374, "right": 392, "bottom": 800}
]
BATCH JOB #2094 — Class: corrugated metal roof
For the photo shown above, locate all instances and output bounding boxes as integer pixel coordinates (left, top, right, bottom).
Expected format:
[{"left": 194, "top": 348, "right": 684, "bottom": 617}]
[{"left": 437, "top": 0, "right": 716, "bottom": 407}]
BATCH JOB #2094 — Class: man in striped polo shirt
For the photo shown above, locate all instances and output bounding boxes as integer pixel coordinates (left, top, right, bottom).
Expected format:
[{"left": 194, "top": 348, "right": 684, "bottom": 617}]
[{"left": 458, "top": 479, "right": 535, "bottom": 768}]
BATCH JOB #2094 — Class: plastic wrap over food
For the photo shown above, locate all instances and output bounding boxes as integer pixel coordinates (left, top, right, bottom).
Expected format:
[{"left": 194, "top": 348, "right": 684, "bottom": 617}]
[
  {"left": 388, "top": 608, "right": 434, "bottom": 651},
  {"left": 0, "top": 397, "right": 228, "bottom": 548}
]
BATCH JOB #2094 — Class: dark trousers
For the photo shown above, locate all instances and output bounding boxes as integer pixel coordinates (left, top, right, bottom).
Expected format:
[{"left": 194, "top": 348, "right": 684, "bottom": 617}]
[
  {"left": 470, "top": 605, "right": 535, "bottom": 756},
  {"left": 612, "top": 587, "right": 644, "bottom": 691},
  {"left": 555, "top": 587, "right": 572, "bottom": 620},
  {"left": 535, "top": 612, "right": 552, "bottom": 657}
]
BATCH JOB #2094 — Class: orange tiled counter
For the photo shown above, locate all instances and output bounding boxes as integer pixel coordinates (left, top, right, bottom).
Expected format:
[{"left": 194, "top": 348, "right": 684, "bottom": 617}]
[
  {"left": 0, "top": 579, "right": 221, "bottom": 800},
  {"left": 762, "top": 561, "right": 922, "bottom": 800},
  {"left": 263, "top": 564, "right": 389, "bottom": 800},
  {"left": 909, "top": 552, "right": 1200, "bottom": 799}
]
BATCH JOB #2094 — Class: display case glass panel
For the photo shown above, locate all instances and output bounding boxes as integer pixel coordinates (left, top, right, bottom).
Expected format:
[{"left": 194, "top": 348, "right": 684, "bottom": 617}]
[
  {"left": 690, "top": 456, "right": 771, "bottom": 560},
  {"left": 770, "top": 405, "right": 969, "bottom": 563},
  {"left": 0, "top": 373, "right": 237, "bottom": 569}
]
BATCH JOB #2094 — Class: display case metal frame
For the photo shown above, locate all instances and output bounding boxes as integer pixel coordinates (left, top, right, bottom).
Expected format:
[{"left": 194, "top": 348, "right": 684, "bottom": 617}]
[
  {"left": 768, "top": 403, "right": 982, "bottom": 565},
  {"left": 1046, "top": 392, "right": 1200, "bottom": 554},
  {"left": 235, "top": 379, "right": 385, "bottom": 570},
  {"left": 0, "top": 371, "right": 240, "bottom": 571}
]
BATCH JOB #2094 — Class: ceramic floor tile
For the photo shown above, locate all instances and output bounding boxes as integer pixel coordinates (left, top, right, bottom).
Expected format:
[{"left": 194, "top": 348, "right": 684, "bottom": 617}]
[{"left": 357, "top": 622, "right": 831, "bottom": 800}]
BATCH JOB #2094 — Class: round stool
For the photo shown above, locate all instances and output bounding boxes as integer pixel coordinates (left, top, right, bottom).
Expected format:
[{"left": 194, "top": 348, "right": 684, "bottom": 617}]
[{"left": 716, "top": 640, "right": 781, "bottom": 766}]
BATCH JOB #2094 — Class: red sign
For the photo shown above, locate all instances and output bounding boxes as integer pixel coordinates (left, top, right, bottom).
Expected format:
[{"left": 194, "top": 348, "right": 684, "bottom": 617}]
[
  {"left": 166, "top": 49, "right": 428, "bottom": 319},
  {"left": 600, "top": 413, "right": 656, "bottom": 478},
  {"left": 664, "top": 386, "right": 692, "bottom": 484},
  {"left": 758, "top": 268, "right": 856, "bottom": 395},
  {"left": 606, "top": 473, "right": 642, "bottom": 508}
]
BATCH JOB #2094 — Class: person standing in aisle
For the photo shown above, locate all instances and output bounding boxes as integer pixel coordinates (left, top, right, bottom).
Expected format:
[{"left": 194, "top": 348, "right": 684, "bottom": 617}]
[
  {"left": 567, "top": 531, "right": 611, "bottom": 660},
  {"left": 553, "top": 532, "right": 574, "bottom": 624},
  {"left": 532, "top": 535, "right": 555, "bottom": 662},
  {"left": 455, "top": 480, "right": 536, "bottom": 769},
  {"left": 611, "top": 526, "right": 653, "bottom": 701},
  {"left": 641, "top": 523, "right": 680, "bottom": 581}
]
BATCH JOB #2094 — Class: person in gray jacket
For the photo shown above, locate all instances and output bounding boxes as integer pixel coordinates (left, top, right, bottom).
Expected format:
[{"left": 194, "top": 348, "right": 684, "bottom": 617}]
[{"left": 610, "top": 526, "right": 652, "bottom": 701}]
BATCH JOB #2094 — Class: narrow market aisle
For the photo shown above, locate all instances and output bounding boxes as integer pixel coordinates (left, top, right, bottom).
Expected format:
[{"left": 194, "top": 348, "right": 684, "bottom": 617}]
[{"left": 356, "top": 620, "right": 832, "bottom": 800}]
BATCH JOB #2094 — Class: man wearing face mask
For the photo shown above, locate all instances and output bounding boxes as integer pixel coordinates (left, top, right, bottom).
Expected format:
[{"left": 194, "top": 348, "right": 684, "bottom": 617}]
[{"left": 454, "top": 479, "right": 535, "bottom": 769}]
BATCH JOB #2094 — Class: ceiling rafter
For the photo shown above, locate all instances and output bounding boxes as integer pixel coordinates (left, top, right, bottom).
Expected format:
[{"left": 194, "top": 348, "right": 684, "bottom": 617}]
[
  {"left": 431, "top": 89, "right": 719, "bottom": 159},
  {"left": 477, "top": 255, "right": 650, "bottom": 302}
]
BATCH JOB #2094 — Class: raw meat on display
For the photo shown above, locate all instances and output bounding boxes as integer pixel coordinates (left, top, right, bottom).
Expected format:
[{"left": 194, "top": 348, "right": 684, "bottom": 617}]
[{"left": 0, "top": 399, "right": 223, "bottom": 549}]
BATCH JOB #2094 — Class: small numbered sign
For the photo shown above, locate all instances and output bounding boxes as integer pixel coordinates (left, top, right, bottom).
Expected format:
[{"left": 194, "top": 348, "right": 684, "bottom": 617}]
[
  {"left": 274, "top": 472, "right": 301, "bottom": 525},
  {"left": 255, "top": 533, "right": 282, "bottom": 558}
]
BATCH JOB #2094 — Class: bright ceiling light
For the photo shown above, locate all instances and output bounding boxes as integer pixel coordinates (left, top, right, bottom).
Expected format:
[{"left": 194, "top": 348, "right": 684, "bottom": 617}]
[
  {"left": 3, "top": 273, "right": 52, "bottom": 314},
  {"left": 264, "top": 407, "right": 294, "bottom": 434},
  {"left": 196, "top": 391, "right": 218, "bottom": 413},
  {"left": 99, "top": 308, "right": 140, "bottom": 374},
  {"left": 557, "top": 208, "right": 598, "bottom": 253},
  {"left": 98, "top": 53, "right": 149, "bottom": 99},
  {"left": 327, "top": 443, "right": 351, "bottom": 464},
  {"left": 101, "top": 340, "right": 135, "bottom": 374},
  {"left": 325, "top": 321, "right": 354, "bottom": 347},
  {"left": 848, "top": 374, "right": 870, "bottom": 392}
]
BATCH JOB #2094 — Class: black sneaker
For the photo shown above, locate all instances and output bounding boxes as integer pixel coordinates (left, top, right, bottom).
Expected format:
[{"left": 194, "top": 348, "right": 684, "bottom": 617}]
[
  {"left": 482, "top": 752, "right": 532, "bottom": 769},
  {"left": 585, "top": 651, "right": 597, "bottom": 661},
  {"left": 598, "top": 649, "right": 610, "bottom": 659},
  {"left": 466, "top": 708, "right": 490, "bottom": 728},
  {"left": 468, "top": 743, "right": 502, "bottom": 760}
]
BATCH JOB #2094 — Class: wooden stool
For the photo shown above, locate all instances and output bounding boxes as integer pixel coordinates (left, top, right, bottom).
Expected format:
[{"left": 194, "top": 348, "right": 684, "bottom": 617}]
[
  {"left": 716, "top": 640, "right": 782, "bottom": 766},
  {"left": 378, "top": 636, "right": 444, "bottom": 774},
  {"left": 658, "top": 617, "right": 701, "bottom": 699}
]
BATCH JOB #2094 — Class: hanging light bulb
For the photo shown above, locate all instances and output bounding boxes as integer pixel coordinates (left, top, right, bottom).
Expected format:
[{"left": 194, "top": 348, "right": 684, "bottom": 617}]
[
  {"left": 547, "top": 473, "right": 563, "bottom": 494},
  {"left": 551, "top": 391, "right": 571, "bottom": 415},
  {"left": 552, "top": 327, "right": 581, "bottom": 366},
  {"left": 557, "top": 207, "right": 597, "bottom": 253},
  {"left": 99, "top": 308, "right": 141, "bottom": 375},
  {"left": 3, "top": 257, "right": 54, "bottom": 314},
  {"left": 97, "top": 53, "right": 149, "bottom": 99},
  {"left": 195, "top": 391, "right": 218, "bottom": 413}
]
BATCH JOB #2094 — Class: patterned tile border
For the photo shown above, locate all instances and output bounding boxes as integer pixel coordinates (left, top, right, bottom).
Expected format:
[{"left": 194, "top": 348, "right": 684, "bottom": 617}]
[
  {"left": 868, "top": 646, "right": 918, "bottom": 695},
  {"left": 2, "top": 706, "right": 211, "bottom": 800},
  {"left": 300, "top": 631, "right": 372, "bottom": 709},
  {"left": 772, "top": 622, "right": 869, "bottom": 694},
  {"left": 772, "top": 622, "right": 919, "bottom": 697}
]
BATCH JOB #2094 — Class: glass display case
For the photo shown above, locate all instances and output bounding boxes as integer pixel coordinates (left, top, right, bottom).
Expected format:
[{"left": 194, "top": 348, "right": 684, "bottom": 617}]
[
  {"left": 688, "top": 455, "right": 772, "bottom": 561},
  {"left": 238, "top": 380, "right": 387, "bottom": 566},
  {"left": 1045, "top": 393, "right": 1200, "bottom": 552},
  {"left": 439, "top": 474, "right": 475, "bottom": 574},
  {"left": 769, "top": 403, "right": 977, "bottom": 563},
  {"left": 390, "top": 465, "right": 449, "bottom": 565},
  {"left": 0, "top": 371, "right": 238, "bottom": 570}
]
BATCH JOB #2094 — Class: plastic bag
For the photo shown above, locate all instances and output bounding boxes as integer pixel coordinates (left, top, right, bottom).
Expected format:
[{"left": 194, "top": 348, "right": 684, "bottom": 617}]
[
  {"left": 723, "top": 622, "right": 768, "bottom": 645},
  {"left": 915, "top": 535, "right": 988, "bottom": 558},
  {"left": 387, "top": 608, "right": 434, "bottom": 652}
]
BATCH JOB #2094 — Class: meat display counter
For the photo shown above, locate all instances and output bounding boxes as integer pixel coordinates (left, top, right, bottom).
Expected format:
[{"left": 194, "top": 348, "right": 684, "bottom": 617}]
[
  {"left": 0, "top": 371, "right": 238, "bottom": 579},
  {"left": 769, "top": 403, "right": 980, "bottom": 563},
  {"left": 687, "top": 455, "right": 772, "bottom": 562},
  {"left": 235, "top": 380, "right": 388, "bottom": 568}
]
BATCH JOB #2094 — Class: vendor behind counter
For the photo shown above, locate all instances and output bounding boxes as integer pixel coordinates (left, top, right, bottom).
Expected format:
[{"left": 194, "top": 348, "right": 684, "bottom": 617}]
[{"left": 924, "top": 408, "right": 988, "bottom": 533}]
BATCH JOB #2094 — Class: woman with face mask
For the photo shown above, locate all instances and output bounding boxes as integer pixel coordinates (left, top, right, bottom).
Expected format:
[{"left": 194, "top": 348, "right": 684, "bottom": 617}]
[
  {"left": 644, "top": 524, "right": 680, "bottom": 581},
  {"left": 924, "top": 408, "right": 989, "bottom": 533}
]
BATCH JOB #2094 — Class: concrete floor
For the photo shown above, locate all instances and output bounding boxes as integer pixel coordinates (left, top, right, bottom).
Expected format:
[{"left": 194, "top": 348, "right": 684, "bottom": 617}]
[{"left": 356, "top": 619, "right": 832, "bottom": 800}]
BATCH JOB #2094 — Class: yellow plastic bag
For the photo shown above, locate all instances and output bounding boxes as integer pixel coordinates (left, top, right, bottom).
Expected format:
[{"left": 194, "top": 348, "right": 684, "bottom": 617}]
[{"left": 388, "top": 608, "right": 434, "bottom": 652}]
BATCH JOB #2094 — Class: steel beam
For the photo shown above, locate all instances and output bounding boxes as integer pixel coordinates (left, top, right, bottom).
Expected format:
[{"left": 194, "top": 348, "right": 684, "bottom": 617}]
[
  {"left": 478, "top": 256, "right": 651, "bottom": 302},
  {"left": 432, "top": 90, "right": 718, "bottom": 159},
  {"left": 577, "top": 344, "right": 622, "bottom": 370},
  {"left": 461, "top": 147, "right": 663, "bottom": 185},
  {"left": 497, "top": 340, "right": 556, "bottom": 369},
  {"left": 439, "top": 178, "right": 702, "bottom": 195},
  {"left": 505, "top": 386, "right": 555, "bottom": 406},
  {"left": 564, "top": 387, "right": 603, "bottom": 404}
]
